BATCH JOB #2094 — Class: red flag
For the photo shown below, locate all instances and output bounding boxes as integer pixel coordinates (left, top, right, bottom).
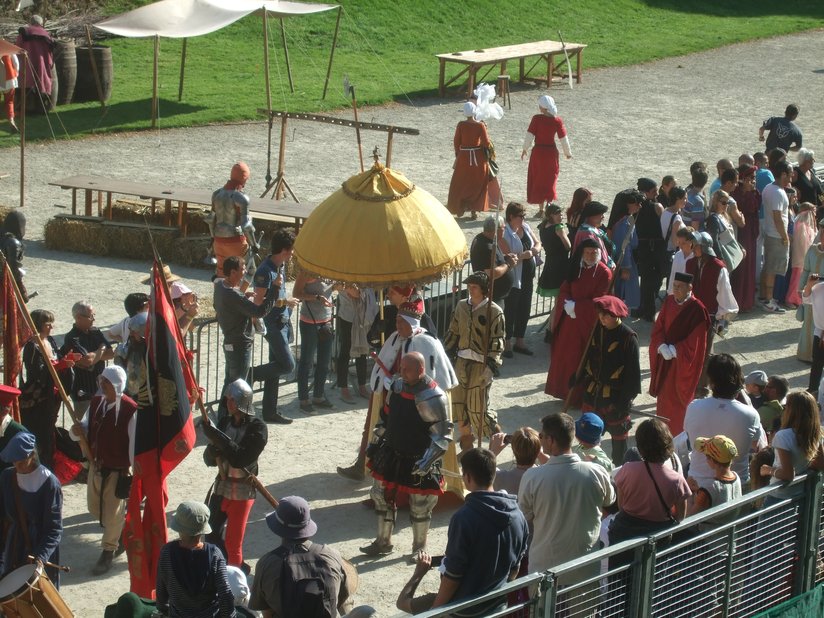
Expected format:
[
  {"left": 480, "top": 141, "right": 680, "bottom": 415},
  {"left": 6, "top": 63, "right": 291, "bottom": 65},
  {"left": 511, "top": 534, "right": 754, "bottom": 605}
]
[
  {"left": 125, "top": 260, "right": 197, "bottom": 598},
  {"left": 1, "top": 262, "right": 32, "bottom": 422}
]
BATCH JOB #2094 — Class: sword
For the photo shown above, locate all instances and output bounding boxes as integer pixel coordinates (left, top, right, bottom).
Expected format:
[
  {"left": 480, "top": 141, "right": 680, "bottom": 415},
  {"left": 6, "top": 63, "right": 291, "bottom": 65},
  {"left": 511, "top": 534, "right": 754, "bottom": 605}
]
[{"left": 370, "top": 351, "right": 394, "bottom": 378}]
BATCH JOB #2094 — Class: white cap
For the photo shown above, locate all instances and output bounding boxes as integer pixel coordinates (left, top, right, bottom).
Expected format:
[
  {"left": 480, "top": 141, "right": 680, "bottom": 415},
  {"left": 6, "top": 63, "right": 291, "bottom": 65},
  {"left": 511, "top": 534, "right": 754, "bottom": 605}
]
[
  {"left": 462, "top": 101, "right": 477, "bottom": 118},
  {"left": 538, "top": 95, "right": 557, "bottom": 116},
  {"left": 170, "top": 281, "right": 192, "bottom": 300}
]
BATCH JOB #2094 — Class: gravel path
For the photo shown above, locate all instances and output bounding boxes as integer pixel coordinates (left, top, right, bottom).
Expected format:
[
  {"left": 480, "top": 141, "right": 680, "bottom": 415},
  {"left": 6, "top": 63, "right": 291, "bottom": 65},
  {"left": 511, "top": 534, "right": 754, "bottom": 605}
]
[{"left": 0, "top": 28, "right": 821, "bottom": 616}]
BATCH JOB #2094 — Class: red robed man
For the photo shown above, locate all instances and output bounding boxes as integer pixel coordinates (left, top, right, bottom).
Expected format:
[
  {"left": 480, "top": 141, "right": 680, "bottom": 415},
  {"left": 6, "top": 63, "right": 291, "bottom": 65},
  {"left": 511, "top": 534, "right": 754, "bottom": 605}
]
[
  {"left": 546, "top": 238, "right": 612, "bottom": 407},
  {"left": 649, "top": 271, "right": 711, "bottom": 435}
]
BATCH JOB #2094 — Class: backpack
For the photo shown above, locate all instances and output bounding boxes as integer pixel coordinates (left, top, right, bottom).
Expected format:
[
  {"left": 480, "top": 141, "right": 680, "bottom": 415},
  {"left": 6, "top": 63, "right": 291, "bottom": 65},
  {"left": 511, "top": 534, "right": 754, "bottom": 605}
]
[{"left": 276, "top": 544, "right": 336, "bottom": 618}]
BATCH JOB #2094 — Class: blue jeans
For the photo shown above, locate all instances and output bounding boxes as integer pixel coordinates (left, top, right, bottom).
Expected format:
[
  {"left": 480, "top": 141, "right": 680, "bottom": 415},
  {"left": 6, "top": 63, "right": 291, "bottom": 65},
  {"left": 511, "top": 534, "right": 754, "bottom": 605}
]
[
  {"left": 252, "top": 318, "right": 296, "bottom": 418},
  {"left": 218, "top": 340, "right": 252, "bottom": 420},
  {"left": 297, "top": 320, "right": 333, "bottom": 401}
]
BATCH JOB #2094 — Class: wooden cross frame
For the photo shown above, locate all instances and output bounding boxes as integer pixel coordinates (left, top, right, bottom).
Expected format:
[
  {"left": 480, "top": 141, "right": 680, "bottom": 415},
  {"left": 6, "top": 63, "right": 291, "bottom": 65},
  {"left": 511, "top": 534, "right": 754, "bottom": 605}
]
[{"left": 257, "top": 109, "right": 420, "bottom": 201}]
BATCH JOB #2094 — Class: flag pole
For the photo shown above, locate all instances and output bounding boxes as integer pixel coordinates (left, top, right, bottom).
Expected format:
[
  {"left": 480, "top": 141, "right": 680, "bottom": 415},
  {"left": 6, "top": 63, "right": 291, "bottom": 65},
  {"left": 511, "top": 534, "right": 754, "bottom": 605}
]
[
  {"left": 146, "top": 232, "right": 278, "bottom": 509},
  {"left": 1, "top": 257, "right": 92, "bottom": 461}
]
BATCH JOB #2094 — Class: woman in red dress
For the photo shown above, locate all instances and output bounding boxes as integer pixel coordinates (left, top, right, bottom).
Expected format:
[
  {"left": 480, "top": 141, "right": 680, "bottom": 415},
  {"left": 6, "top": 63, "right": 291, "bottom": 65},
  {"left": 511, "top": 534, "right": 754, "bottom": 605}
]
[
  {"left": 447, "top": 102, "right": 490, "bottom": 219},
  {"left": 522, "top": 95, "right": 572, "bottom": 216},
  {"left": 730, "top": 165, "right": 760, "bottom": 312}
]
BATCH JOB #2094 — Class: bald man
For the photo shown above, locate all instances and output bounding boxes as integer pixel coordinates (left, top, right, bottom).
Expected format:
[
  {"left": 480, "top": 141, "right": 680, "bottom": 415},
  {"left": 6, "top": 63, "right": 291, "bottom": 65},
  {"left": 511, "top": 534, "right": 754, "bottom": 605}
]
[{"left": 361, "top": 352, "right": 452, "bottom": 562}]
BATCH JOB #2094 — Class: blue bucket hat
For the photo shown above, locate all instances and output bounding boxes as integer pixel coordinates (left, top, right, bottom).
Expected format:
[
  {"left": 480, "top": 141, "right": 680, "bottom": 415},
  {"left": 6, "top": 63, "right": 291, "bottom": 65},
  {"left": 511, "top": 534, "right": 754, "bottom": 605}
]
[
  {"left": 266, "top": 496, "right": 317, "bottom": 539},
  {"left": 0, "top": 432, "right": 37, "bottom": 463}
]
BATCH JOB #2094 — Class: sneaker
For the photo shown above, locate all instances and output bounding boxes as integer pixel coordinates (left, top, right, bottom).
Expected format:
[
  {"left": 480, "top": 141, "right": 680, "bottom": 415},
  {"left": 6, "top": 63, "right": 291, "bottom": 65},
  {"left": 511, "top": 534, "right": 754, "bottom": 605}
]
[
  {"left": 299, "top": 401, "right": 316, "bottom": 415},
  {"left": 92, "top": 550, "right": 114, "bottom": 575},
  {"left": 312, "top": 397, "right": 335, "bottom": 409},
  {"left": 359, "top": 540, "right": 393, "bottom": 556},
  {"left": 264, "top": 412, "right": 293, "bottom": 425},
  {"left": 763, "top": 300, "right": 786, "bottom": 314}
]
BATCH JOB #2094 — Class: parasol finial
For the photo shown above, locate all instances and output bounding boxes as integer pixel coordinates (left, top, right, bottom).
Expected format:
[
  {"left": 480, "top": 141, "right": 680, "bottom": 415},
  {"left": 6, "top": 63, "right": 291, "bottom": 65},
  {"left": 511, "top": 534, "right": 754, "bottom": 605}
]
[{"left": 372, "top": 146, "right": 382, "bottom": 165}]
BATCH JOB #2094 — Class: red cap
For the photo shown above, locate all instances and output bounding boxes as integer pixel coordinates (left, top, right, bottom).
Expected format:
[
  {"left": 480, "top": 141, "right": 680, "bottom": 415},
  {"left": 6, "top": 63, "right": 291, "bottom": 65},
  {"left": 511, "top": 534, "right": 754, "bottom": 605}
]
[
  {"left": 0, "top": 384, "right": 21, "bottom": 408},
  {"left": 593, "top": 295, "right": 628, "bottom": 318},
  {"left": 398, "top": 298, "right": 424, "bottom": 319},
  {"left": 230, "top": 161, "right": 250, "bottom": 185}
]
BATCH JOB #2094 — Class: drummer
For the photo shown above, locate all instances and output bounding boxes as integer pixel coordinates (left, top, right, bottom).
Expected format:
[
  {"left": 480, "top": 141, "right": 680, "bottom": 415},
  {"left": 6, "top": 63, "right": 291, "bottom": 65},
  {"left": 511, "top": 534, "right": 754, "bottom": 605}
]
[
  {"left": 0, "top": 385, "right": 27, "bottom": 473},
  {"left": 0, "top": 432, "right": 63, "bottom": 587}
]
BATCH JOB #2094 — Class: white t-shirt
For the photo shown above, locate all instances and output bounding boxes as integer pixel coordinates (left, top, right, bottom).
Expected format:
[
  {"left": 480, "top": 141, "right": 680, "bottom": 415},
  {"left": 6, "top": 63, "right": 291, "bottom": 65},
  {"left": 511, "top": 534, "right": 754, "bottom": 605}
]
[
  {"left": 760, "top": 183, "right": 789, "bottom": 239},
  {"left": 660, "top": 210, "right": 683, "bottom": 251},
  {"left": 770, "top": 428, "right": 821, "bottom": 499},
  {"left": 684, "top": 397, "right": 761, "bottom": 485}
]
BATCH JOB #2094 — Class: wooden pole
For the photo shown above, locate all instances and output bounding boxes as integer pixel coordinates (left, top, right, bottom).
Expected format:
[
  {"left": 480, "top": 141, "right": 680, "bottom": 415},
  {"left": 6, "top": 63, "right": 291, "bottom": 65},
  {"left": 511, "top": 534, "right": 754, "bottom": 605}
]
[
  {"left": 386, "top": 128, "right": 394, "bottom": 168},
  {"left": 2, "top": 259, "right": 91, "bottom": 460},
  {"left": 178, "top": 38, "right": 187, "bottom": 101},
  {"left": 263, "top": 10, "right": 272, "bottom": 115},
  {"left": 350, "top": 86, "right": 364, "bottom": 172},
  {"left": 276, "top": 115, "right": 287, "bottom": 200},
  {"left": 19, "top": 54, "right": 26, "bottom": 209},
  {"left": 279, "top": 18, "right": 294, "bottom": 93},
  {"left": 84, "top": 26, "right": 105, "bottom": 108},
  {"left": 322, "top": 6, "right": 342, "bottom": 100},
  {"left": 151, "top": 35, "right": 159, "bottom": 129}
]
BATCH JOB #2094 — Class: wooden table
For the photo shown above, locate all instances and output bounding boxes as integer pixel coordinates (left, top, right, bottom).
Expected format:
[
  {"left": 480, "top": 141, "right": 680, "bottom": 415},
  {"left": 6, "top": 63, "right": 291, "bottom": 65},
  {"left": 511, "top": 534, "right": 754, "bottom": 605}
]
[
  {"left": 437, "top": 40, "right": 587, "bottom": 98},
  {"left": 48, "top": 175, "right": 317, "bottom": 236}
]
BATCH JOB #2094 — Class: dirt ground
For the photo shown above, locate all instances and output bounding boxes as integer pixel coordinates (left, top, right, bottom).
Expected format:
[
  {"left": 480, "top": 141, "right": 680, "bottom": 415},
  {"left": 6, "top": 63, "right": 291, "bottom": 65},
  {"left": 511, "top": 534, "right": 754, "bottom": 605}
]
[{"left": 0, "top": 28, "right": 822, "bottom": 617}]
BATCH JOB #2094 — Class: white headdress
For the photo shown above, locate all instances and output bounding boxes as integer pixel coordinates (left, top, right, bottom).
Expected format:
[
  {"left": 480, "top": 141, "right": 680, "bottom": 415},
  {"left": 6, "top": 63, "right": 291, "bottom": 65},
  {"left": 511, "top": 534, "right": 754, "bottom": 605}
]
[{"left": 538, "top": 95, "right": 558, "bottom": 116}]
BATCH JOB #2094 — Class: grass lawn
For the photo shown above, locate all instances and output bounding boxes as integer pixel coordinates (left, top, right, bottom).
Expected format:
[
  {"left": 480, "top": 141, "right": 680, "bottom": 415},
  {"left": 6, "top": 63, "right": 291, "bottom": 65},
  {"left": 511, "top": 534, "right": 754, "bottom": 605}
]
[{"left": 2, "top": 0, "right": 822, "bottom": 147}]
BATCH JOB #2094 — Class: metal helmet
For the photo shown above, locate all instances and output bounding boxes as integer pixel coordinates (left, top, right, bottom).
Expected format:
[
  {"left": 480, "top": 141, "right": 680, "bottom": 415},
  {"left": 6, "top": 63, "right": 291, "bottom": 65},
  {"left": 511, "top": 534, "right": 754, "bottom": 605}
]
[{"left": 226, "top": 379, "right": 253, "bottom": 415}]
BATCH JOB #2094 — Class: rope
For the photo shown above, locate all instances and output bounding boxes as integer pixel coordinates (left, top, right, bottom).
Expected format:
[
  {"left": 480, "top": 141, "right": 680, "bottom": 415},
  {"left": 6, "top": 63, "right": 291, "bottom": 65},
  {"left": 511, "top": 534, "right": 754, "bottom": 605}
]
[
  {"left": 340, "top": 8, "right": 416, "bottom": 108},
  {"left": 281, "top": 18, "right": 349, "bottom": 107},
  {"left": 267, "top": 15, "right": 288, "bottom": 114},
  {"left": 20, "top": 53, "right": 67, "bottom": 140}
]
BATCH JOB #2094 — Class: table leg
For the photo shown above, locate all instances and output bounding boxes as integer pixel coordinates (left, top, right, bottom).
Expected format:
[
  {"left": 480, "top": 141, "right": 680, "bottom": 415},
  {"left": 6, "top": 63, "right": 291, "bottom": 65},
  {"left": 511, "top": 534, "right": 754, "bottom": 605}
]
[
  {"left": 84, "top": 190, "right": 92, "bottom": 217},
  {"left": 179, "top": 201, "right": 188, "bottom": 237},
  {"left": 439, "top": 59, "right": 446, "bottom": 97},
  {"left": 71, "top": 189, "right": 77, "bottom": 216},
  {"left": 97, "top": 191, "right": 102, "bottom": 217},
  {"left": 576, "top": 50, "right": 583, "bottom": 83},
  {"left": 548, "top": 54, "right": 554, "bottom": 89},
  {"left": 519, "top": 58, "right": 525, "bottom": 83},
  {"left": 106, "top": 192, "right": 112, "bottom": 220},
  {"left": 467, "top": 66, "right": 476, "bottom": 99},
  {"left": 164, "top": 199, "right": 172, "bottom": 226}
]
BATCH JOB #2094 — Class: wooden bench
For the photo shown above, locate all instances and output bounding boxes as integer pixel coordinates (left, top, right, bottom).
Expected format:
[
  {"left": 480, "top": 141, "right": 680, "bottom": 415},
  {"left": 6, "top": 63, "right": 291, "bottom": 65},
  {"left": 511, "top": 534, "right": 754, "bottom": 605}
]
[
  {"left": 48, "top": 175, "right": 318, "bottom": 237},
  {"left": 437, "top": 40, "right": 587, "bottom": 98}
]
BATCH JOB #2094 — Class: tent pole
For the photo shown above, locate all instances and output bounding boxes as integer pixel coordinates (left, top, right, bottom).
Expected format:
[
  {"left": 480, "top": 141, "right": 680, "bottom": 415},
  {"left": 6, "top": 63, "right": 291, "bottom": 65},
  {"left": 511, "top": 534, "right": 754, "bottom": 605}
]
[
  {"left": 322, "top": 6, "right": 342, "bottom": 100},
  {"left": 263, "top": 10, "right": 272, "bottom": 114},
  {"left": 19, "top": 54, "right": 26, "bottom": 209},
  {"left": 85, "top": 25, "right": 105, "bottom": 109},
  {"left": 279, "top": 18, "right": 294, "bottom": 93},
  {"left": 152, "top": 35, "right": 159, "bottom": 129},
  {"left": 178, "top": 38, "right": 187, "bottom": 101}
]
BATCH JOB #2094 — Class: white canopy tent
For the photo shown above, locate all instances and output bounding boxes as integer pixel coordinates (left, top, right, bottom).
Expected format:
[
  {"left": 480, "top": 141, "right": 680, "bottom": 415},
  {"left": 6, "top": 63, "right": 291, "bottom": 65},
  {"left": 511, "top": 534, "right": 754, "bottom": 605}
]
[{"left": 95, "top": 0, "right": 341, "bottom": 126}]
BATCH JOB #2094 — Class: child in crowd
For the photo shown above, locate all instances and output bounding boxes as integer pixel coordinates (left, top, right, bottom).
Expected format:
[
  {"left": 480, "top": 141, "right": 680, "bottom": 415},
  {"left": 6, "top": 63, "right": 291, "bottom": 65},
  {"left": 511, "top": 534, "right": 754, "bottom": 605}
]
[
  {"left": 744, "top": 370, "right": 768, "bottom": 409},
  {"left": 757, "top": 375, "right": 788, "bottom": 440},
  {"left": 667, "top": 226, "right": 695, "bottom": 294},
  {"left": 688, "top": 435, "right": 742, "bottom": 530},
  {"left": 573, "top": 413, "right": 613, "bottom": 472}
]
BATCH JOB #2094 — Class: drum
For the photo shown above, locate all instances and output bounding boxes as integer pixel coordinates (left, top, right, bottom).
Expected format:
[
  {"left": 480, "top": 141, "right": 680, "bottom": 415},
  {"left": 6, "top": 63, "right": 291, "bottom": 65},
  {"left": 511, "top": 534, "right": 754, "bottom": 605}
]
[{"left": 0, "top": 564, "right": 73, "bottom": 618}]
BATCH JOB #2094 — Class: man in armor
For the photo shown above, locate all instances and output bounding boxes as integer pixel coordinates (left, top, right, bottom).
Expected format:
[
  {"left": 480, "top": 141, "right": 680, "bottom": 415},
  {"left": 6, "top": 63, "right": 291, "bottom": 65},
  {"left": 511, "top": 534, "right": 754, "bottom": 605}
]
[
  {"left": 444, "top": 271, "right": 505, "bottom": 452},
  {"left": 360, "top": 352, "right": 452, "bottom": 562},
  {"left": 210, "top": 161, "right": 258, "bottom": 287},
  {"left": 202, "top": 378, "right": 268, "bottom": 574},
  {"left": 0, "top": 211, "right": 27, "bottom": 301}
]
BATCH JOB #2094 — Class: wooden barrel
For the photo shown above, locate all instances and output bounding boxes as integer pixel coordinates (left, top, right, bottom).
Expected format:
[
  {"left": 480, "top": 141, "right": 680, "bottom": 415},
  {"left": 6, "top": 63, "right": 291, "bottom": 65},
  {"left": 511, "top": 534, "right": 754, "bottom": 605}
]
[
  {"left": 73, "top": 45, "right": 113, "bottom": 103},
  {"left": 54, "top": 39, "right": 77, "bottom": 105}
]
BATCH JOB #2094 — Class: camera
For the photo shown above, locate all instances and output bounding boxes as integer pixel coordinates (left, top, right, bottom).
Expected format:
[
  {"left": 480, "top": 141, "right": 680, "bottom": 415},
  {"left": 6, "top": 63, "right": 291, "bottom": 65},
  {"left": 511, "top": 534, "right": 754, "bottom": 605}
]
[{"left": 503, "top": 434, "right": 513, "bottom": 445}]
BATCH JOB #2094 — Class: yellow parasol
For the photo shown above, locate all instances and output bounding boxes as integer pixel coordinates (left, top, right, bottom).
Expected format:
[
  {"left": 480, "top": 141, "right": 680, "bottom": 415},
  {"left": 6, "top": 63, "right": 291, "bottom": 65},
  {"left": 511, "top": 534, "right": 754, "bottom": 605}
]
[{"left": 293, "top": 160, "right": 467, "bottom": 285}]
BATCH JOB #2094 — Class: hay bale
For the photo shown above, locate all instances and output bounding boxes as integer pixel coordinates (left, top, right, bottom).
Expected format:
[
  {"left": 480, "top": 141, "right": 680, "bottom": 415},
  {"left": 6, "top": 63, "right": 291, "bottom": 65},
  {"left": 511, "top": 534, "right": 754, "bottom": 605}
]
[{"left": 44, "top": 216, "right": 212, "bottom": 268}]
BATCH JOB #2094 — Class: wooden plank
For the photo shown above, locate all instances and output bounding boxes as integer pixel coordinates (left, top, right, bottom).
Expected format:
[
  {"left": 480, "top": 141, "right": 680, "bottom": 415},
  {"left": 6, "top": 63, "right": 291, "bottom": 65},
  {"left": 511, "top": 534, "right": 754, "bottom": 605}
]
[
  {"left": 436, "top": 40, "right": 586, "bottom": 64},
  {"left": 256, "top": 109, "right": 420, "bottom": 136}
]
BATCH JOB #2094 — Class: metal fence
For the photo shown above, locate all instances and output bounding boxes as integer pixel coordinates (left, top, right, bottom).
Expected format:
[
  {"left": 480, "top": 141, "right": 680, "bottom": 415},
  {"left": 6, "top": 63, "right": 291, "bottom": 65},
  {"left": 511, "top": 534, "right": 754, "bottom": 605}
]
[
  {"left": 409, "top": 472, "right": 824, "bottom": 618},
  {"left": 188, "top": 259, "right": 556, "bottom": 408}
]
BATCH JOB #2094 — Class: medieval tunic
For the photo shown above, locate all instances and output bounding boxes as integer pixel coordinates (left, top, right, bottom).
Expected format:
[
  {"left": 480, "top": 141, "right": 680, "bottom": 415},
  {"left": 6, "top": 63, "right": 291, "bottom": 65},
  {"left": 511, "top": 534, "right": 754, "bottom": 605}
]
[
  {"left": 730, "top": 186, "right": 760, "bottom": 312},
  {"left": 649, "top": 294, "right": 710, "bottom": 435},
  {"left": 545, "top": 262, "right": 612, "bottom": 407},
  {"left": 447, "top": 119, "right": 490, "bottom": 216},
  {"left": 580, "top": 321, "right": 641, "bottom": 439},
  {"left": 525, "top": 114, "right": 567, "bottom": 205},
  {"left": 444, "top": 298, "right": 505, "bottom": 436}
]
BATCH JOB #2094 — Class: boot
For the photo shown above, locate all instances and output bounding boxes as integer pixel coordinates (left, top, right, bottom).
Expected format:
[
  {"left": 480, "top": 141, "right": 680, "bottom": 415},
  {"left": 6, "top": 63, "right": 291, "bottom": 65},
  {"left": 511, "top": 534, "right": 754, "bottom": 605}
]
[
  {"left": 409, "top": 518, "right": 429, "bottom": 564},
  {"left": 115, "top": 535, "right": 126, "bottom": 557},
  {"left": 337, "top": 452, "right": 366, "bottom": 482},
  {"left": 92, "top": 550, "right": 114, "bottom": 575},
  {"left": 611, "top": 439, "right": 628, "bottom": 468},
  {"left": 360, "top": 509, "right": 395, "bottom": 556}
]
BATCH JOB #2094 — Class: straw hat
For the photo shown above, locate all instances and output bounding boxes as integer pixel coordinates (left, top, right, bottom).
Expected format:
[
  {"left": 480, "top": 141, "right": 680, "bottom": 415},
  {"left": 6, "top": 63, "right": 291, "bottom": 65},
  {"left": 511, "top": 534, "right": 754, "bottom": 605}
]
[{"left": 140, "top": 264, "right": 180, "bottom": 285}]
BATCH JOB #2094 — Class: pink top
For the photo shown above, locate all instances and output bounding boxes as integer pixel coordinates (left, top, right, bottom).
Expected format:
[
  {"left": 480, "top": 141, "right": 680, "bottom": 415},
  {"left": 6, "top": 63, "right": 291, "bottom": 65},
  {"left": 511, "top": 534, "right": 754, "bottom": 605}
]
[{"left": 615, "top": 461, "right": 692, "bottom": 522}]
